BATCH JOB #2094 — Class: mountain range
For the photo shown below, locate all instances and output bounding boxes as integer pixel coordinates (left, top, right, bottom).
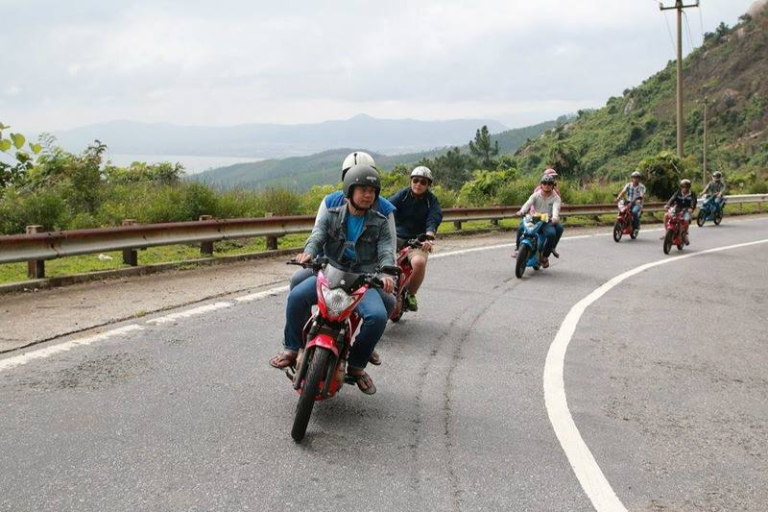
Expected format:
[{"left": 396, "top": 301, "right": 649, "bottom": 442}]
[
  {"left": 51, "top": 115, "right": 507, "bottom": 159},
  {"left": 192, "top": 119, "right": 562, "bottom": 190}
]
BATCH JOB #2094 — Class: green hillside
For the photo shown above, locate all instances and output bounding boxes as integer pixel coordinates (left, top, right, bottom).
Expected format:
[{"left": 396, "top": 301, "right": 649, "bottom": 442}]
[
  {"left": 193, "top": 120, "right": 560, "bottom": 191},
  {"left": 514, "top": 7, "right": 768, "bottom": 187}
]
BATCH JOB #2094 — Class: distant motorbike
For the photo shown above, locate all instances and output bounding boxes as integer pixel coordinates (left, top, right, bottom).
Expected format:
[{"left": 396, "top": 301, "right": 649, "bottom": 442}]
[
  {"left": 285, "top": 258, "right": 399, "bottom": 442},
  {"left": 389, "top": 234, "right": 430, "bottom": 323},
  {"left": 613, "top": 200, "right": 641, "bottom": 242},
  {"left": 663, "top": 207, "right": 688, "bottom": 254},
  {"left": 515, "top": 212, "right": 549, "bottom": 278},
  {"left": 696, "top": 195, "right": 724, "bottom": 227}
]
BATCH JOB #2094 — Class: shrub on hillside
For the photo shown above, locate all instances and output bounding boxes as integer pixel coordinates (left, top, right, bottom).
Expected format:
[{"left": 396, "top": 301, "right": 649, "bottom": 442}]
[{"left": 636, "top": 151, "right": 691, "bottom": 200}]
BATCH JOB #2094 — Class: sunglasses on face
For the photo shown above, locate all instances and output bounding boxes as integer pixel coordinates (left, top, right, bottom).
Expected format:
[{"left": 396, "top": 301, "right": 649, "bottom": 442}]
[
  {"left": 412, "top": 178, "right": 429, "bottom": 186},
  {"left": 541, "top": 182, "right": 553, "bottom": 187}
]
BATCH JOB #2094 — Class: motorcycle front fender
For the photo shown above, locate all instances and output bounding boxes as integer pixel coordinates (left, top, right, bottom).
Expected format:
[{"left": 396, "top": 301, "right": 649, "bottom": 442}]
[
  {"left": 306, "top": 333, "right": 340, "bottom": 357},
  {"left": 521, "top": 238, "right": 537, "bottom": 251}
]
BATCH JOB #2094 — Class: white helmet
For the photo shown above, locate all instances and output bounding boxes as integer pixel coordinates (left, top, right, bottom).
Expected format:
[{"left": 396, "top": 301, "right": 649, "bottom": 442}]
[
  {"left": 342, "top": 151, "right": 376, "bottom": 180},
  {"left": 410, "top": 166, "right": 433, "bottom": 183}
]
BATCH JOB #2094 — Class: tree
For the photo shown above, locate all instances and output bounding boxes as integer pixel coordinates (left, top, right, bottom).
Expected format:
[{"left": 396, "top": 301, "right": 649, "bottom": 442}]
[
  {"left": 432, "top": 147, "right": 473, "bottom": 190},
  {"left": 547, "top": 141, "right": 582, "bottom": 182},
  {"left": 636, "top": 150, "right": 691, "bottom": 199},
  {"left": 0, "top": 122, "right": 42, "bottom": 192},
  {"left": 468, "top": 125, "right": 499, "bottom": 169}
]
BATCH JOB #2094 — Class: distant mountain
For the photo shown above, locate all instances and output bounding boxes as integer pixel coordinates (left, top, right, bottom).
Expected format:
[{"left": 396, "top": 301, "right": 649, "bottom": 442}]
[
  {"left": 50, "top": 114, "right": 507, "bottom": 159},
  {"left": 193, "top": 119, "right": 560, "bottom": 190}
]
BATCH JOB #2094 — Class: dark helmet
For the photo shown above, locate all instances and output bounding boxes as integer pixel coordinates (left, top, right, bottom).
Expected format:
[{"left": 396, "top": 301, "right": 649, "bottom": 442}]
[
  {"left": 540, "top": 174, "right": 556, "bottom": 185},
  {"left": 343, "top": 164, "right": 381, "bottom": 199},
  {"left": 713, "top": 171, "right": 722, "bottom": 179}
]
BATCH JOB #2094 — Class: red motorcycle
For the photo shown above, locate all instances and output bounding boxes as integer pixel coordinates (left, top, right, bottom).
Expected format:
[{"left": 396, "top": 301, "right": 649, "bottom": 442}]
[
  {"left": 389, "top": 234, "right": 429, "bottom": 323},
  {"left": 613, "top": 200, "right": 641, "bottom": 242},
  {"left": 286, "top": 258, "right": 398, "bottom": 442},
  {"left": 663, "top": 207, "right": 689, "bottom": 254}
]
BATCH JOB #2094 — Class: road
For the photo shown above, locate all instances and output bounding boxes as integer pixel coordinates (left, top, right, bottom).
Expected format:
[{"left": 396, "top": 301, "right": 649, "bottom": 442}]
[{"left": 1, "top": 217, "right": 767, "bottom": 512}]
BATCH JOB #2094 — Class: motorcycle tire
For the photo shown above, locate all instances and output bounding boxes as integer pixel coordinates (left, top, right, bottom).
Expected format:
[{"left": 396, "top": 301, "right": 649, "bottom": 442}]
[
  {"left": 714, "top": 211, "right": 722, "bottom": 226},
  {"left": 696, "top": 210, "right": 706, "bottom": 227},
  {"left": 630, "top": 228, "right": 639, "bottom": 240},
  {"left": 612, "top": 222, "right": 623, "bottom": 242},
  {"left": 677, "top": 243, "right": 684, "bottom": 251},
  {"left": 291, "top": 347, "right": 331, "bottom": 442},
  {"left": 663, "top": 229, "right": 674, "bottom": 255},
  {"left": 515, "top": 245, "right": 529, "bottom": 279}
]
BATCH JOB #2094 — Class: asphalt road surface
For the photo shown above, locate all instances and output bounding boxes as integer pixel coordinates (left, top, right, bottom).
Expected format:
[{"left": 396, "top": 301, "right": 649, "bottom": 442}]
[{"left": 2, "top": 217, "right": 767, "bottom": 512}]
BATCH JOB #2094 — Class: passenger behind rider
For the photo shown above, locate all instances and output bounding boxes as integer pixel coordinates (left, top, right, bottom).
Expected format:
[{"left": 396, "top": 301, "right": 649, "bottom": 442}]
[
  {"left": 387, "top": 166, "right": 443, "bottom": 311},
  {"left": 515, "top": 169, "right": 561, "bottom": 258},
  {"left": 665, "top": 178, "right": 697, "bottom": 245},
  {"left": 702, "top": 171, "right": 726, "bottom": 209},
  {"left": 269, "top": 165, "right": 396, "bottom": 395},
  {"left": 516, "top": 174, "right": 563, "bottom": 268},
  {"left": 616, "top": 171, "right": 646, "bottom": 230}
]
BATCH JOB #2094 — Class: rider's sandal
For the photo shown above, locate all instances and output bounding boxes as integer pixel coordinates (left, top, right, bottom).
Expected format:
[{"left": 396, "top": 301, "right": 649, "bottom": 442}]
[
  {"left": 269, "top": 350, "right": 297, "bottom": 369},
  {"left": 541, "top": 257, "right": 550, "bottom": 268},
  {"left": 348, "top": 371, "right": 377, "bottom": 395},
  {"left": 368, "top": 350, "right": 382, "bottom": 366}
]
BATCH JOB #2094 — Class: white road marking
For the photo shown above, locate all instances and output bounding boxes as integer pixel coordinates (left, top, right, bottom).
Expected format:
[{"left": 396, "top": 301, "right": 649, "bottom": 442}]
[
  {"left": 543, "top": 237, "right": 768, "bottom": 512},
  {"left": 235, "top": 285, "right": 290, "bottom": 302},
  {"left": 0, "top": 325, "right": 144, "bottom": 373},
  {"left": 145, "top": 302, "right": 233, "bottom": 324}
]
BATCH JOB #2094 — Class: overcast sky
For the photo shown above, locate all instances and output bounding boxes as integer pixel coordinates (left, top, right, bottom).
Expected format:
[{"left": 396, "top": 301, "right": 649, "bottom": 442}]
[{"left": 0, "top": 0, "right": 757, "bottom": 132}]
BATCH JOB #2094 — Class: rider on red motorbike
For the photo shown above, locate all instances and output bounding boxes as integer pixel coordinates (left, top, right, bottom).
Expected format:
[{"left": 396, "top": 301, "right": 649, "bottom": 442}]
[
  {"left": 665, "top": 179, "right": 698, "bottom": 245},
  {"left": 387, "top": 166, "right": 443, "bottom": 311},
  {"left": 616, "top": 171, "right": 646, "bottom": 231},
  {"left": 270, "top": 165, "right": 396, "bottom": 395}
]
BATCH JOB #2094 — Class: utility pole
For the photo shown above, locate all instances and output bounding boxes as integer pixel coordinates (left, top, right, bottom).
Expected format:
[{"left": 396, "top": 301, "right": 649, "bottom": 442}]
[
  {"left": 659, "top": 0, "right": 700, "bottom": 158},
  {"left": 702, "top": 95, "right": 708, "bottom": 185}
]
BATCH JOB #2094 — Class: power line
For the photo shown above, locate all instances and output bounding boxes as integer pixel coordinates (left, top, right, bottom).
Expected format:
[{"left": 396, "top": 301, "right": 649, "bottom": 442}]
[
  {"left": 683, "top": 11, "right": 696, "bottom": 51},
  {"left": 662, "top": 11, "right": 678, "bottom": 55}
]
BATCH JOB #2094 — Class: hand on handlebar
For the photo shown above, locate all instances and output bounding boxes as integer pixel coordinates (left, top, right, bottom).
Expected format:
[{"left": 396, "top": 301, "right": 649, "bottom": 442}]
[
  {"left": 421, "top": 240, "right": 434, "bottom": 252},
  {"left": 381, "top": 276, "right": 395, "bottom": 294},
  {"left": 295, "top": 252, "right": 312, "bottom": 264}
]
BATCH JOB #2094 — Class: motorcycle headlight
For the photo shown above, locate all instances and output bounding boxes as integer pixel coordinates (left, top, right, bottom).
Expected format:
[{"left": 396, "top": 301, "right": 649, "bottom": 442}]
[{"left": 321, "top": 286, "right": 357, "bottom": 318}]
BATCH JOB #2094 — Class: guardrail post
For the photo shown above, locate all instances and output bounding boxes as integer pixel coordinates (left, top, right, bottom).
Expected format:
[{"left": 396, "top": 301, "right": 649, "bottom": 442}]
[
  {"left": 739, "top": 203, "right": 743, "bottom": 214},
  {"left": 490, "top": 219, "right": 499, "bottom": 227},
  {"left": 26, "top": 225, "right": 45, "bottom": 279},
  {"left": 453, "top": 220, "right": 462, "bottom": 230},
  {"left": 265, "top": 213, "right": 278, "bottom": 250},
  {"left": 121, "top": 219, "right": 139, "bottom": 266},
  {"left": 199, "top": 215, "right": 215, "bottom": 255}
]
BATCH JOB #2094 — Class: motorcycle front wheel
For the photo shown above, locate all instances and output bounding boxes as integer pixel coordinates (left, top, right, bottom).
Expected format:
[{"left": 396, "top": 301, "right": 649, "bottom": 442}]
[
  {"left": 292, "top": 347, "right": 332, "bottom": 442},
  {"left": 663, "top": 229, "right": 674, "bottom": 254},
  {"left": 696, "top": 210, "right": 706, "bottom": 227},
  {"left": 515, "top": 245, "right": 529, "bottom": 279},
  {"left": 612, "top": 221, "right": 623, "bottom": 242}
]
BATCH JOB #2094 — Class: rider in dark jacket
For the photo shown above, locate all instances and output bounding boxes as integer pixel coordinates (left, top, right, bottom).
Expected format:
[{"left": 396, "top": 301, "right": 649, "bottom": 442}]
[
  {"left": 665, "top": 179, "right": 697, "bottom": 245},
  {"left": 388, "top": 166, "right": 443, "bottom": 311}
]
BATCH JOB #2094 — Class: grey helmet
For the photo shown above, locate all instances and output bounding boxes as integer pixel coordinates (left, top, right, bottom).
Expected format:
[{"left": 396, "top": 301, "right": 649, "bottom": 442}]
[
  {"left": 342, "top": 151, "right": 376, "bottom": 180},
  {"left": 343, "top": 164, "right": 381, "bottom": 201},
  {"left": 410, "top": 166, "right": 434, "bottom": 183},
  {"left": 540, "top": 174, "right": 556, "bottom": 185},
  {"left": 712, "top": 171, "right": 722, "bottom": 179},
  {"left": 680, "top": 178, "right": 692, "bottom": 187},
  {"left": 631, "top": 171, "right": 642, "bottom": 178}
]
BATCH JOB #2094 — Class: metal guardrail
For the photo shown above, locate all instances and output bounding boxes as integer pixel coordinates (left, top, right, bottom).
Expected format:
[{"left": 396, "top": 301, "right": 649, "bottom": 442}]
[{"left": 0, "top": 194, "right": 765, "bottom": 279}]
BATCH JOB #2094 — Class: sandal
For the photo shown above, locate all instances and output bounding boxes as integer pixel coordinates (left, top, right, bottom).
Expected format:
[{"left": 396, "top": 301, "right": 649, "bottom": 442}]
[
  {"left": 269, "top": 350, "right": 297, "bottom": 369},
  {"left": 541, "top": 257, "right": 550, "bottom": 269},
  {"left": 348, "top": 370, "right": 377, "bottom": 395},
  {"left": 369, "top": 350, "right": 382, "bottom": 366}
]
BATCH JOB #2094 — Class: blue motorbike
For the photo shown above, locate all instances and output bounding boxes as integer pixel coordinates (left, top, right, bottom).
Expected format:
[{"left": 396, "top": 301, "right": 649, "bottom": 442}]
[
  {"left": 696, "top": 195, "right": 724, "bottom": 227},
  {"left": 515, "top": 213, "right": 549, "bottom": 279}
]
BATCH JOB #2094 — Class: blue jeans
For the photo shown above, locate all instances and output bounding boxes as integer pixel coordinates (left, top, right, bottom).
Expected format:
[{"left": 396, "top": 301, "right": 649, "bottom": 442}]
[
  {"left": 631, "top": 203, "right": 642, "bottom": 230},
  {"left": 284, "top": 275, "right": 389, "bottom": 370},
  {"left": 539, "top": 223, "right": 564, "bottom": 258}
]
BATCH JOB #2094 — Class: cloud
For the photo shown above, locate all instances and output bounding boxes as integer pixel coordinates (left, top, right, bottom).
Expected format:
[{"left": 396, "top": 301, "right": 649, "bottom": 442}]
[{"left": 0, "top": 0, "right": 755, "bottom": 131}]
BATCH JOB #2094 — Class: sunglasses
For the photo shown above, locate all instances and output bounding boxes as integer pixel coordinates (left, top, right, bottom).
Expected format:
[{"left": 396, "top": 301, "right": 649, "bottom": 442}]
[
  {"left": 541, "top": 182, "right": 553, "bottom": 187},
  {"left": 411, "top": 178, "right": 430, "bottom": 186}
]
